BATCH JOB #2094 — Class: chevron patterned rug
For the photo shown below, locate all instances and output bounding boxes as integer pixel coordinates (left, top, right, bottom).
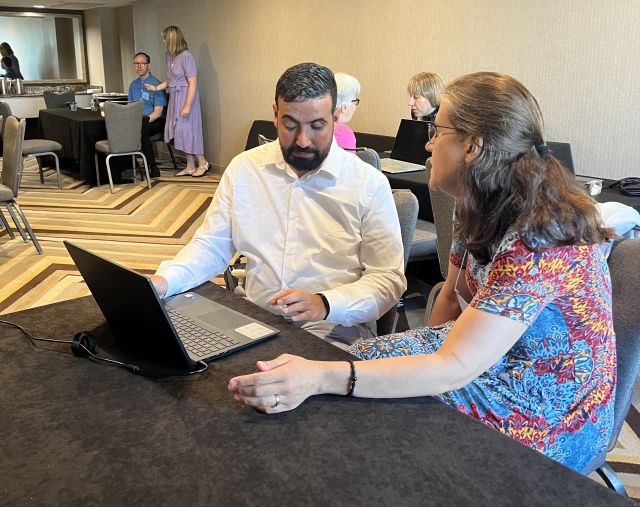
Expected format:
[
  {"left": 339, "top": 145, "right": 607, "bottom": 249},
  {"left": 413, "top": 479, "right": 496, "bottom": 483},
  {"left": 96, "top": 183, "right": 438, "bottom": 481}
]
[
  {"left": 0, "top": 157, "right": 223, "bottom": 314},
  {"left": 1, "top": 157, "right": 638, "bottom": 501}
]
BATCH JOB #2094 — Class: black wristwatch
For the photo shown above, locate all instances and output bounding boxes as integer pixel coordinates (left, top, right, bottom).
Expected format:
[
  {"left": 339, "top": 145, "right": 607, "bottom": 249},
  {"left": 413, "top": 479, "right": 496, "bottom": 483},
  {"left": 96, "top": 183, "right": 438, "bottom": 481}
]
[{"left": 316, "top": 293, "right": 331, "bottom": 319}]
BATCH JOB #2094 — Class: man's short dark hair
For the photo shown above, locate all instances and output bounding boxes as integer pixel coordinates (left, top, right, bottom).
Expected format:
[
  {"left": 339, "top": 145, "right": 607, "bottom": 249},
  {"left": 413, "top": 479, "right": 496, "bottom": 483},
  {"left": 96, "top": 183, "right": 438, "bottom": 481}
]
[
  {"left": 2, "top": 56, "right": 12, "bottom": 68},
  {"left": 275, "top": 63, "right": 337, "bottom": 110},
  {"left": 134, "top": 52, "right": 150, "bottom": 64}
]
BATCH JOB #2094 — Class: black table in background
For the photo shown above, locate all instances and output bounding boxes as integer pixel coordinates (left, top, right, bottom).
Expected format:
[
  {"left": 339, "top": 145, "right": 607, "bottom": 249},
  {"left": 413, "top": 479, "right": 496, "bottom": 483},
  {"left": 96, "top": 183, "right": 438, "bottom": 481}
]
[
  {"left": 37, "top": 108, "right": 131, "bottom": 187},
  {"left": 597, "top": 178, "right": 640, "bottom": 212},
  {"left": 0, "top": 283, "right": 633, "bottom": 507},
  {"left": 384, "top": 169, "right": 433, "bottom": 222}
]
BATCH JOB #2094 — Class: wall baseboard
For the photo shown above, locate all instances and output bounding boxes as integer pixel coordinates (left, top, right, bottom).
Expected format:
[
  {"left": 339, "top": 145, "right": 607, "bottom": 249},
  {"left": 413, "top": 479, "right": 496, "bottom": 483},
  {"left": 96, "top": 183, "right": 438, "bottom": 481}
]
[{"left": 155, "top": 146, "right": 226, "bottom": 175}]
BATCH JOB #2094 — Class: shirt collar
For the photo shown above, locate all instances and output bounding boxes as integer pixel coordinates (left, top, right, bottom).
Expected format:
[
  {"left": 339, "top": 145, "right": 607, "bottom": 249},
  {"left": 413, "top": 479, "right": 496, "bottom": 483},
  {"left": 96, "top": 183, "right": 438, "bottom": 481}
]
[
  {"left": 139, "top": 73, "right": 154, "bottom": 83},
  {"left": 261, "top": 137, "right": 342, "bottom": 180}
]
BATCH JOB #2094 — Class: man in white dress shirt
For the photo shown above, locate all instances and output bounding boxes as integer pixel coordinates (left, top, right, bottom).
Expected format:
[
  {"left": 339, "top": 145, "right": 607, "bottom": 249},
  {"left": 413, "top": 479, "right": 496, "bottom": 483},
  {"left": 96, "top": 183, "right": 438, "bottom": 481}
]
[{"left": 151, "top": 63, "right": 406, "bottom": 347}]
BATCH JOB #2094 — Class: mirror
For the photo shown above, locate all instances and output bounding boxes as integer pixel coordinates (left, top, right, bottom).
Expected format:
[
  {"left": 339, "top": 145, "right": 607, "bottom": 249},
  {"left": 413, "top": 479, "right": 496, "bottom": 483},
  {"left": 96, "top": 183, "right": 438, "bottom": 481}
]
[{"left": 0, "top": 11, "right": 86, "bottom": 83}]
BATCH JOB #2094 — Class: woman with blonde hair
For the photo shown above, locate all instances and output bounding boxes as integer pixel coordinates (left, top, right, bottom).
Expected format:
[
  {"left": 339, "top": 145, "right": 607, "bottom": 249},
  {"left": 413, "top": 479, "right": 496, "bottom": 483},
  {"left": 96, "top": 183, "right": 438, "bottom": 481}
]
[
  {"left": 229, "top": 72, "right": 617, "bottom": 473},
  {"left": 333, "top": 72, "right": 361, "bottom": 151},
  {"left": 145, "top": 26, "right": 209, "bottom": 177},
  {"left": 408, "top": 72, "right": 444, "bottom": 121}
]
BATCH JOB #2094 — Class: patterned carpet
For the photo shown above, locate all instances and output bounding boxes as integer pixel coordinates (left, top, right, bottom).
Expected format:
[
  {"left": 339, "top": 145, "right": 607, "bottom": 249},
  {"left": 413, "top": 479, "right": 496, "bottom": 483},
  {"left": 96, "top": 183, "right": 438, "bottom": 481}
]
[
  {"left": 1, "top": 157, "right": 638, "bottom": 501},
  {"left": 0, "top": 157, "right": 223, "bottom": 314}
]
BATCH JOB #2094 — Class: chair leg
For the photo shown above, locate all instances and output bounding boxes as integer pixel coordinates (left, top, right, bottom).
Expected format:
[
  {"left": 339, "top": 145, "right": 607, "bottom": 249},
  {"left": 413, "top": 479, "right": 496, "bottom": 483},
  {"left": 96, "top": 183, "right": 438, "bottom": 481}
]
[
  {"left": 131, "top": 155, "right": 137, "bottom": 184},
  {"left": 94, "top": 153, "right": 101, "bottom": 187},
  {"left": 596, "top": 463, "right": 629, "bottom": 497},
  {"left": 5, "top": 204, "right": 28, "bottom": 243},
  {"left": 138, "top": 152, "right": 151, "bottom": 190},
  {"left": 423, "top": 281, "right": 445, "bottom": 326},
  {"left": 11, "top": 202, "right": 43, "bottom": 254},
  {"left": 0, "top": 207, "right": 15, "bottom": 239},
  {"left": 37, "top": 156, "right": 45, "bottom": 184},
  {"left": 167, "top": 143, "right": 178, "bottom": 169},
  {"left": 106, "top": 154, "right": 115, "bottom": 194},
  {"left": 52, "top": 152, "right": 61, "bottom": 189}
]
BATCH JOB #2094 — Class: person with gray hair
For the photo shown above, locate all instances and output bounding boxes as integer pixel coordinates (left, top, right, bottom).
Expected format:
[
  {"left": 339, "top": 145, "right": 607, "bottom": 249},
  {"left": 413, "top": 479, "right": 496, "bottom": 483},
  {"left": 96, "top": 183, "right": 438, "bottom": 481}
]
[
  {"left": 333, "top": 72, "right": 361, "bottom": 151},
  {"left": 151, "top": 62, "right": 405, "bottom": 348}
]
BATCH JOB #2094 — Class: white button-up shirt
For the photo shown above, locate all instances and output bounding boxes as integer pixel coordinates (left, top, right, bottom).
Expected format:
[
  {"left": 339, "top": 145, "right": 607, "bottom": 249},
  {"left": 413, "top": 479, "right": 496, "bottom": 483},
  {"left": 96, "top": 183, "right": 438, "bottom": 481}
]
[{"left": 156, "top": 138, "right": 406, "bottom": 328}]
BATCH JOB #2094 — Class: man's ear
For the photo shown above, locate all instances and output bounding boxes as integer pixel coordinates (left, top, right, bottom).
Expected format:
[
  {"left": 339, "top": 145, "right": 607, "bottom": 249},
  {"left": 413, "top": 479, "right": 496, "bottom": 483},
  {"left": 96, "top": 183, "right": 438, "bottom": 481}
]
[
  {"left": 465, "top": 135, "right": 483, "bottom": 164},
  {"left": 272, "top": 102, "right": 278, "bottom": 129},
  {"left": 333, "top": 105, "right": 341, "bottom": 124}
]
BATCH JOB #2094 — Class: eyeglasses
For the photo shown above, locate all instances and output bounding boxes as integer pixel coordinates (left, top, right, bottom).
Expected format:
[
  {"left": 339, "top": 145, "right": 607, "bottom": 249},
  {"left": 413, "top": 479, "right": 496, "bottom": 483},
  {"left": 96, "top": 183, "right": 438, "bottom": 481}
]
[
  {"left": 133, "top": 62, "right": 149, "bottom": 67},
  {"left": 351, "top": 98, "right": 360, "bottom": 106},
  {"left": 426, "top": 121, "right": 462, "bottom": 143}
]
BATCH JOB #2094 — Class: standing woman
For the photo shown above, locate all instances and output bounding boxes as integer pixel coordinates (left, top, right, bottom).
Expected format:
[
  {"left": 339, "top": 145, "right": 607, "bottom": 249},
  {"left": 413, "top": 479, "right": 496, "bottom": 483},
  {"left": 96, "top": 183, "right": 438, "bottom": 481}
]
[
  {"left": 145, "top": 26, "right": 209, "bottom": 177},
  {"left": 0, "top": 42, "right": 24, "bottom": 80}
]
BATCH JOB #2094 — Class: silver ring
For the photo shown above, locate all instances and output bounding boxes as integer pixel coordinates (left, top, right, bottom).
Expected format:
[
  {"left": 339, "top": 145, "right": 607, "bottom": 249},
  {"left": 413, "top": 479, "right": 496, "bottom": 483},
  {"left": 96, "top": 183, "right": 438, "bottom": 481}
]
[{"left": 273, "top": 394, "right": 280, "bottom": 408}]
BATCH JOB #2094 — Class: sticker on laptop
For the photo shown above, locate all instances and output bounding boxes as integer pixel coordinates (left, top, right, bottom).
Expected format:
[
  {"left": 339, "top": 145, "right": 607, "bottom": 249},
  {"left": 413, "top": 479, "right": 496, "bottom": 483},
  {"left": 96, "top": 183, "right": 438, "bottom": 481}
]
[
  {"left": 184, "top": 293, "right": 198, "bottom": 300},
  {"left": 235, "top": 323, "right": 273, "bottom": 340}
]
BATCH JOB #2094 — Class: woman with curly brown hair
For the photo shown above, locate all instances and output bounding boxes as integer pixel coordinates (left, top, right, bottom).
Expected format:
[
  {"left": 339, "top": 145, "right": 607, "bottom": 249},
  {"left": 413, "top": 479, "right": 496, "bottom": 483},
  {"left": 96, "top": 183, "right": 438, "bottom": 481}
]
[{"left": 228, "top": 72, "right": 616, "bottom": 473}]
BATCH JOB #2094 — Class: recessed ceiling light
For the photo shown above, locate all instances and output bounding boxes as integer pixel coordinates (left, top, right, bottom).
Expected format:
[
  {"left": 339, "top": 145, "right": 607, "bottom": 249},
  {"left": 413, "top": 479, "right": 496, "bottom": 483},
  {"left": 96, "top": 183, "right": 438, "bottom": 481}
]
[{"left": 33, "top": 4, "right": 45, "bottom": 7}]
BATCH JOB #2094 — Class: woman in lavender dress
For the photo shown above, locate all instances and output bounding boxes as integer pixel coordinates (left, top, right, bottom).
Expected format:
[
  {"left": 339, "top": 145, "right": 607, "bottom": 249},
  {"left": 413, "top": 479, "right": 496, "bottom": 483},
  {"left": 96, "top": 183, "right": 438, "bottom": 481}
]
[{"left": 145, "top": 26, "right": 209, "bottom": 177}]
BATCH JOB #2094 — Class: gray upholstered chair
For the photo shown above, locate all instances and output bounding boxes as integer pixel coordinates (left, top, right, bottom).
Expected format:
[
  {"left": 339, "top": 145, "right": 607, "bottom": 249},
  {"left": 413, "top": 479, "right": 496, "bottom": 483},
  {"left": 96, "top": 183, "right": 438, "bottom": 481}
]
[
  {"left": 94, "top": 101, "right": 150, "bottom": 194},
  {"left": 355, "top": 147, "right": 381, "bottom": 171},
  {"left": 43, "top": 89, "right": 75, "bottom": 109},
  {"left": 22, "top": 139, "right": 63, "bottom": 189},
  {"left": 376, "top": 189, "right": 419, "bottom": 335},
  {"left": 0, "top": 116, "right": 43, "bottom": 254},
  {"left": 0, "top": 102, "right": 63, "bottom": 189},
  {"left": 150, "top": 132, "right": 178, "bottom": 169},
  {"left": 581, "top": 238, "right": 640, "bottom": 496},
  {"left": 409, "top": 159, "right": 442, "bottom": 264},
  {"left": 422, "top": 159, "right": 456, "bottom": 324},
  {"left": 0, "top": 101, "right": 11, "bottom": 141}
]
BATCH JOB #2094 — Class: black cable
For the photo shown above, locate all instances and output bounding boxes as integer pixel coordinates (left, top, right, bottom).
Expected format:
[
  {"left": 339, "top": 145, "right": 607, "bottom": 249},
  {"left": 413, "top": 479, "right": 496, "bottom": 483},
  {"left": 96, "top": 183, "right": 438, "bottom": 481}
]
[
  {"left": 0, "top": 320, "right": 208, "bottom": 377},
  {"left": 608, "top": 178, "right": 640, "bottom": 197}
]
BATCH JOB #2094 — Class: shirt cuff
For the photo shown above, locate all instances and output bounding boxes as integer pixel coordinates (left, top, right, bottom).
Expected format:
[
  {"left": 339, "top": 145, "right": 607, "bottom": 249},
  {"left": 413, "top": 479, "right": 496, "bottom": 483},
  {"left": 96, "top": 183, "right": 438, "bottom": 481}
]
[
  {"left": 319, "top": 288, "right": 346, "bottom": 325},
  {"left": 154, "top": 266, "right": 184, "bottom": 299}
]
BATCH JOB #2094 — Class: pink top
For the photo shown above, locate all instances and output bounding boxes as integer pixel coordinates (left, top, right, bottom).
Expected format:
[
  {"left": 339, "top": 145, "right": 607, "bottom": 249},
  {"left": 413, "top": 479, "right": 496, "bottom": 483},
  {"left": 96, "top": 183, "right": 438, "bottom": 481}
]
[{"left": 334, "top": 121, "right": 357, "bottom": 152}]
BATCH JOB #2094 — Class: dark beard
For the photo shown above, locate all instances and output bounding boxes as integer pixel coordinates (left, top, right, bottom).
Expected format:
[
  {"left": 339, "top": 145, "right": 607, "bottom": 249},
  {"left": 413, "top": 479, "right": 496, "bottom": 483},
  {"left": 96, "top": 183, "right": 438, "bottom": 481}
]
[{"left": 282, "top": 143, "right": 331, "bottom": 172}]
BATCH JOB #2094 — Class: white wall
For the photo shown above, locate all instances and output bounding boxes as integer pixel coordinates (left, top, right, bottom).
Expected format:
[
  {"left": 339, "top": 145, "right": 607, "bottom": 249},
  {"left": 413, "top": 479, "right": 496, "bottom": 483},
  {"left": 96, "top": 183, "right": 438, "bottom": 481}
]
[{"left": 131, "top": 0, "right": 640, "bottom": 179}]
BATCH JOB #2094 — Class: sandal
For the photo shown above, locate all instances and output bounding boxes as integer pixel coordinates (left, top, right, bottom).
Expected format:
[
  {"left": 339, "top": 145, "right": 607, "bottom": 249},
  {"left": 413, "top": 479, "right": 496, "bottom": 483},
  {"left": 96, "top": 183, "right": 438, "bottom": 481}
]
[
  {"left": 191, "top": 164, "right": 210, "bottom": 178},
  {"left": 174, "top": 168, "right": 196, "bottom": 177}
]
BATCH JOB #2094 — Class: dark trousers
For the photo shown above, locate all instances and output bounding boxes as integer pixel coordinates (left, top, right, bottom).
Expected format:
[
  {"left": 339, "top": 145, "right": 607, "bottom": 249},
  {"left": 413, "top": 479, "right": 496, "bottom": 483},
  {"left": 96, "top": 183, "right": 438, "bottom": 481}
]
[{"left": 141, "top": 116, "right": 166, "bottom": 168}]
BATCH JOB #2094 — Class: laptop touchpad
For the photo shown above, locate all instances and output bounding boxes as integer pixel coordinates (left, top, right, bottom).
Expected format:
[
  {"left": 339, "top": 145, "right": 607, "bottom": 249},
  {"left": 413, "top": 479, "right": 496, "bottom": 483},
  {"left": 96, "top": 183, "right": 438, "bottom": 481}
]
[{"left": 198, "top": 309, "right": 250, "bottom": 330}]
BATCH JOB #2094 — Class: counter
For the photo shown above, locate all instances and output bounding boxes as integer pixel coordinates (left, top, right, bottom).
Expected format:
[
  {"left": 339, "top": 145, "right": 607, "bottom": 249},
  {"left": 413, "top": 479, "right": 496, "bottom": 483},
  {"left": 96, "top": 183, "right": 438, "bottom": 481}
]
[{"left": 0, "top": 93, "right": 92, "bottom": 118}]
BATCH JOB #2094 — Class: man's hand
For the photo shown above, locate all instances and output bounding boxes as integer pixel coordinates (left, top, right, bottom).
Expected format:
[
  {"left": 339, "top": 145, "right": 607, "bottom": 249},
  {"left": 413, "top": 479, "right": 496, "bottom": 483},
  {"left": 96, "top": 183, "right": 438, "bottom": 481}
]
[
  {"left": 149, "top": 275, "right": 168, "bottom": 299},
  {"left": 270, "top": 289, "right": 327, "bottom": 322}
]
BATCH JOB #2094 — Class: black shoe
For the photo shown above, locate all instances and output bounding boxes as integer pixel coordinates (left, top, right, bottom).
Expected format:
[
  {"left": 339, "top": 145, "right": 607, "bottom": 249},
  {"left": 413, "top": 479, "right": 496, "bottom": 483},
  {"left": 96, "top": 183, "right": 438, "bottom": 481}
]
[{"left": 150, "top": 166, "right": 162, "bottom": 180}]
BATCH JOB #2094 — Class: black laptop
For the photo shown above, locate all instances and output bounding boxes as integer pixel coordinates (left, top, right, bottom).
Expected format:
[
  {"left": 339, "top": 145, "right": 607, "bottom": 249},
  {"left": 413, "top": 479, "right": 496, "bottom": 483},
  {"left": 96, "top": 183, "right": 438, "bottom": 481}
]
[
  {"left": 381, "top": 119, "right": 431, "bottom": 173},
  {"left": 64, "top": 241, "right": 279, "bottom": 371}
]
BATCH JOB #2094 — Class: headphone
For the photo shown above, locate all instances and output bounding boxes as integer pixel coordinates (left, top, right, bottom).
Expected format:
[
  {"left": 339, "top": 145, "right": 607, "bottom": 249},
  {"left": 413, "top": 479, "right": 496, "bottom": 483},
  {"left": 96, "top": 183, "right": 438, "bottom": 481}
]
[
  {"left": 1, "top": 320, "right": 208, "bottom": 377},
  {"left": 608, "top": 178, "right": 640, "bottom": 197}
]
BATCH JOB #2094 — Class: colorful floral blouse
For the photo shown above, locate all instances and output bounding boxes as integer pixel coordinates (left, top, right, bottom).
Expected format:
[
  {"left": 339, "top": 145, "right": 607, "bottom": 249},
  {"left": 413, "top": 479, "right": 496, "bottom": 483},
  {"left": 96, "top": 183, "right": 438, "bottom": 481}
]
[{"left": 349, "top": 228, "right": 616, "bottom": 471}]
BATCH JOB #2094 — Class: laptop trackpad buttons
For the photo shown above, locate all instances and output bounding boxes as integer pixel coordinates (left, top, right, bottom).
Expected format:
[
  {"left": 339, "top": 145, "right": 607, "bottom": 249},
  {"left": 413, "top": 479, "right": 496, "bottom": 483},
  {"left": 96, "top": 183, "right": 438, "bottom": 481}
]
[{"left": 198, "top": 310, "right": 250, "bottom": 330}]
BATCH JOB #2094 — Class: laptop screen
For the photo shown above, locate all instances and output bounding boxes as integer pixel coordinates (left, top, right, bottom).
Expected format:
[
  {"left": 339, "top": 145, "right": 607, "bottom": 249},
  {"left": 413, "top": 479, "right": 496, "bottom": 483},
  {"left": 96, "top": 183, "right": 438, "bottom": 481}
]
[{"left": 390, "top": 119, "right": 431, "bottom": 165}]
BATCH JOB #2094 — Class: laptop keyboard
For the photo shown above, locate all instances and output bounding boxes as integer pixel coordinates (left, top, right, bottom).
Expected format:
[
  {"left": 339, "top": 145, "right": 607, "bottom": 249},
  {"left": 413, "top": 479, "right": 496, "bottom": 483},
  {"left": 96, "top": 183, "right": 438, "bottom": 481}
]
[
  {"left": 167, "top": 309, "right": 240, "bottom": 358},
  {"left": 381, "top": 158, "right": 425, "bottom": 170}
]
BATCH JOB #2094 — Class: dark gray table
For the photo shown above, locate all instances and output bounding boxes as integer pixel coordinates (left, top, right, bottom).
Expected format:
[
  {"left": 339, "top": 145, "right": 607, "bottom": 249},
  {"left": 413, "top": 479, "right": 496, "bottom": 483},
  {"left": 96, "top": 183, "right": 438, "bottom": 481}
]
[{"left": 0, "top": 283, "right": 633, "bottom": 506}]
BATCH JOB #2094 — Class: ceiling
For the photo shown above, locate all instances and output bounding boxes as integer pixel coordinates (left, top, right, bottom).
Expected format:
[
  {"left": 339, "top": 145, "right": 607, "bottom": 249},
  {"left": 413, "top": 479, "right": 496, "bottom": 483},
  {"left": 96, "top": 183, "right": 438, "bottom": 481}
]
[{"left": 0, "top": 0, "right": 133, "bottom": 9}]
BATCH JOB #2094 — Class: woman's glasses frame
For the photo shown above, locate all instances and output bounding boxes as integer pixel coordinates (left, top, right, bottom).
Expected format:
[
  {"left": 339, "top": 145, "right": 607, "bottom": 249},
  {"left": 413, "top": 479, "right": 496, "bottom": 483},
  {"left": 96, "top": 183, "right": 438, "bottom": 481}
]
[{"left": 425, "top": 121, "right": 463, "bottom": 143}]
